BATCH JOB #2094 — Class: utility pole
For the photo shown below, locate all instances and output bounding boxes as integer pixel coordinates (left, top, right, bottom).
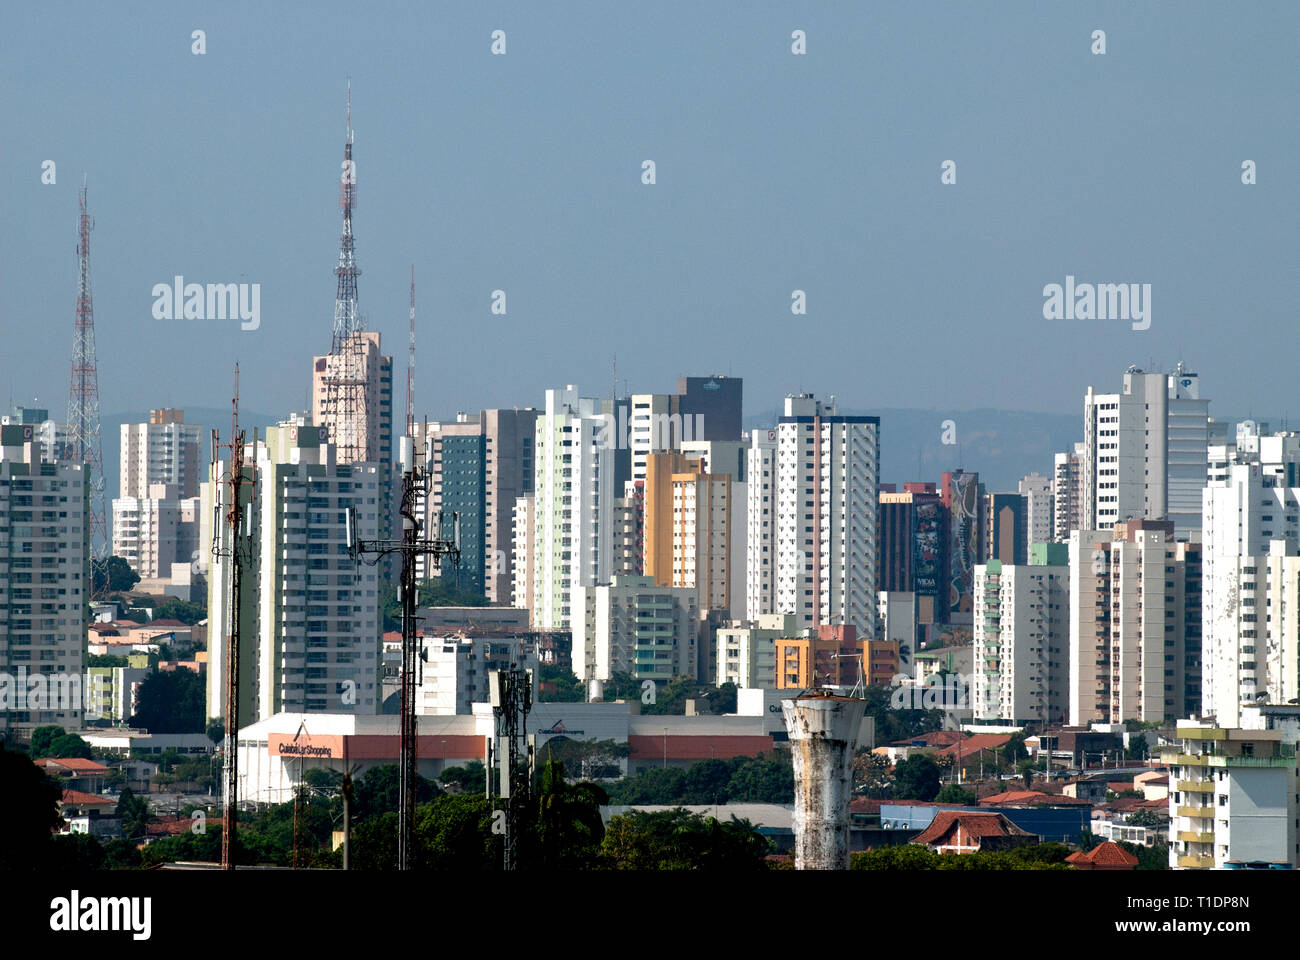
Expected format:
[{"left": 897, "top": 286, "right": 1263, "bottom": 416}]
[
  {"left": 348, "top": 436, "right": 459, "bottom": 870},
  {"left": 215, "top": 366, "right": 257, "bottom": 871}
]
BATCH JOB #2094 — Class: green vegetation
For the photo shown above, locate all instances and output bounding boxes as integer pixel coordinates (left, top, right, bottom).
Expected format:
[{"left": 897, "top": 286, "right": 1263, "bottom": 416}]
[
  {"left": 892, "top": 755, "right": 942, "bottom": 801},
  {"left": 599, "top": 671, "right": 738, "bottom": 715},
  {"left": 852, "top": 842, "right": 1074, "bottom": 870},
  {"left": 537, "top": 663, "right": 585, "bottom": 702},
  {"left": 92, "top": 556, "right": 140, "bottom": 594},
  {"left": 934, "top": 785, "right": 977, "bottom": 805},
  {"left": 603, "top": 752, "right": 793, "bottom": 805},
  {"left": 129, "top": 668, "right": 205, "bottom": 733}
]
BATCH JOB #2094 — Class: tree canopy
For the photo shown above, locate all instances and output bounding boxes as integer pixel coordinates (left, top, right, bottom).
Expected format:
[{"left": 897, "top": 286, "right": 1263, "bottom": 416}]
[{"left": 129, "top": 668, "right": 205, "bottom": 733}]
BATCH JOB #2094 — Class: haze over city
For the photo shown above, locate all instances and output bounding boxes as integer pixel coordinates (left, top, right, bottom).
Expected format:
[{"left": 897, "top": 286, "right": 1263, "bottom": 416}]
[{"left": 5, "top": 2, "right": 1298, "bottom": 423}]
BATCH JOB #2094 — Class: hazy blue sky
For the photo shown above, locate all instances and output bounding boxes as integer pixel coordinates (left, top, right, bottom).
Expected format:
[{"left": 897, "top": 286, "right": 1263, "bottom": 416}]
[{"left": 4, "top": 1, "right": 1298, "bottom": 427}]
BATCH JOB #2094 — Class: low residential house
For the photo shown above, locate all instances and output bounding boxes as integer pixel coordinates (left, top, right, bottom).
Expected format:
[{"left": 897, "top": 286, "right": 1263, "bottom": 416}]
[
  {"left": 35, "top": 757, "right": 110, "bottom": 794},
  {"left": 1062, "top": 777, "right": 1109, "bottom": 802},
  {"left": 58, "top": 788, "right": 120, "bottom": 839},
  {"left": 1066, "top": 841, "right": 1139, "bottom": 871},
  {"left": 912, "top": 811, "right": 1038, "bottom": 855}
]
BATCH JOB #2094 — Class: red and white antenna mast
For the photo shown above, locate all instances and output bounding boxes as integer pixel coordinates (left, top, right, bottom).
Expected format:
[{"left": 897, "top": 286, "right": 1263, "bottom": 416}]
[{"left": 67, "top": 177, "right": 107, "bottom": 558}]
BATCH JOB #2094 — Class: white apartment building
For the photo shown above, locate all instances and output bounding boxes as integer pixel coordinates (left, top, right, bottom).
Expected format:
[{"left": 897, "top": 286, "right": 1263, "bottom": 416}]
[
  {"left": 0, "top": 424, "right": 90, "bottom": 741},
  {"left": 1069, "top": 521, "right": 1198, "bottom": 726},
  {"left": 878, "top": 591, "right": 916, "bottom": 671},
  {"left": 775, "top": 395, "right": 879, "bottom": 637},
  {"left": 120, "top": 409, "right": 203, "bottom": 500},
  {"left": 416, "top": 636, "right": 539, "bottom": 716},
  {"left": 745, "top": 430, "right": 777, "bottom": 619},
  {"left": 531, "top": 386, "right": 613, "bottom": 630},
  {"left": 111, "top": 482, "right": 200, "bottom": 579},
  {"left": 1053, "top": 442, "right": 1086, "bottom": 542},
  {"left": 1164, "top": 720, "right": 1296, "bottom": 870},
  {"left": 573, "top": 575, "right": 698, "bottom": 685},
  {"left": 204, "top": 419, "right": 380, "bottom": 722},
  {"left": 510, "top": 495, "right": 535, "bottom": 618},
  {"left": 1082, "top": 364, "right": 1209, "bottom": 538},
  {"left": 715, "top": 613, "right": 798, "bottom": 688},
  {"left": 1202, "top": 439, "right": 1300, "bottom": 726},
  {"left": 1019, "top": 472, "right": 1053, "bottom": 547},
  {"left": 972, "top": 553, "right": 1069, "bottom": 724}
]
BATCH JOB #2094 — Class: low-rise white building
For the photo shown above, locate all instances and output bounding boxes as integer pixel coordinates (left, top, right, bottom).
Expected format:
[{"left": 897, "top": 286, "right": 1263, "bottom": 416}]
[
  {"left": 1164, "top": 719, "right": 1297, "bottom": 870},
  {"left": 715, "top": 613, "right": 797, "bottom": 688}
]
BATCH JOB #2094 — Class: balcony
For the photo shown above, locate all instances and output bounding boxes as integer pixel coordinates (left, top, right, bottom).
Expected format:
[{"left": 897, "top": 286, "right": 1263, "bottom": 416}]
[
  {"left": 1207, "top": 754, "right": 1295, "bottom": 769},
  {"left": 1177, "top": 831, "right": 1215, "bottom": 844},
  {"left": 1177, "top": 854, "right": 1215, "bottom": 869},
  {"left": 1177, "top": 779, "right": 1214, "bottom": 793},
  {"left": 1176, "top": 805, "right": 1213, "bottom": 818}
]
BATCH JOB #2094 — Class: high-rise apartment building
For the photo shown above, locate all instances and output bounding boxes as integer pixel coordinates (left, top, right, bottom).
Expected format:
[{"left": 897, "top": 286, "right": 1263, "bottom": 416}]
[
  {"left": 530, "top": 386, "right": 612, "bottom": 630},
  {"left": 414, "top": 408, "right": 537, "bottom": 600},
  {"left": 745, "top": 430, "right": 778, "bottom": 619},
  {"left": 775, "top": 395, "right": 879, "bottom": 636},
  {"left": 0, "top": 424, "right": 89, "bottom": 742},
  {"left": 984, "top": 492, "right": 1027, "bottom": 565},
  {"left": 1019, "top": 472, "right": 1053, "bottom": 547},
  {"left": 1053, "top": 443, "right": 1086, "bottom": 542},
  {"left": 1069, "top": 520, "right": 1199, "bottom": 725},
  {"left": 972, "top": 547, "right": 1069, "bottom": 725},
  {"left": 1202, "top": 431, "right": 1300, "bottom": 726},
  {"left": 942, "top": 469, "right": 984, "bottom": 626},
  {"left": 878, "top": 483, "right": 945, "bottom": 633},
  {"left": 1, "top": 405, "right": 72, "bottom": 467},
  {"left": 205, "top": 420, "right": 380, "bottom": 722},
  {"left": 1083, "top": 364, "right": 1209, "bottom": 538},
  {"left": 111, "top": 482, "right": 200, "bottom": 580},
  {"left": 120, "top": 409, "right": 203, "bottom": 500}
]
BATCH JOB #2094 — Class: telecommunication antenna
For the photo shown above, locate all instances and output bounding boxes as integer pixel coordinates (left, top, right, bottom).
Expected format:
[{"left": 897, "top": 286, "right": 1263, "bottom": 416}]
[
  {"left": 213, "top": 365, "right": 258, "bottom": 870},
  {"left": 347, "top": 435, "right": 460, "bottom": 870},
  {"left": 489, "top": 665, "right": 534, "bottom": 871}
]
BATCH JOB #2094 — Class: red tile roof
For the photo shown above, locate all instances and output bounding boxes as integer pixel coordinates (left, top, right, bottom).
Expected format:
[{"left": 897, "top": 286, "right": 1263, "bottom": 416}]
[
  {"left": 59, "top": 789, "right": 116, "bottom": 807},
  {"left": 913, "top": 811, "right": 1031, "bottom": 845},
  {"left": 1066, "top": 841, "right": 1140, "bottom": 867},
  {"left": 934, "top": 733, "right": 1012, "bottom": 760},
  {"left": 36, "top": 758, "right": 110, "bottom": 773},
  {"left": 980, "top": 790, "right": 1094, "bottom": 807},
  {"left": 146, "top": 816, "right": 197, "bottom": 837}
]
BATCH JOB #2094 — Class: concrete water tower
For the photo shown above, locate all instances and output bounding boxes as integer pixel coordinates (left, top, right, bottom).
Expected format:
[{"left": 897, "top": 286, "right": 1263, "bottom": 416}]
[{"left": 781, "top": 693, "right": 867, "bottom": 869}]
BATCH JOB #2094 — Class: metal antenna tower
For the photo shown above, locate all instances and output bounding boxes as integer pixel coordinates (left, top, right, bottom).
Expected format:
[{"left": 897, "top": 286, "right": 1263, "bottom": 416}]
[
  {"left": 489, "top": 665, "right": 534, "bottom": 871},
  {"left": 214, "top": 365, "right": 258, "bottom": 870},
  {"left": 325, "top": 80, "right": 369, "bottom": 464},
  {"left": 67, "top": 178, "right": 106, "bottom": 558},
  {"left": 407, "top": 265, "right": 415, "bottom": 438},
  {"left": 348, "top": 437, "right": 460, "bottom": 870}
]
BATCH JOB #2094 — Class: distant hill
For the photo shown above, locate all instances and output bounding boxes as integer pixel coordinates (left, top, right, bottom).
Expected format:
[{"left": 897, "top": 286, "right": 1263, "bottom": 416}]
[{"left": 744, "top": 407, "right": 1082, "bottom": 491}]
